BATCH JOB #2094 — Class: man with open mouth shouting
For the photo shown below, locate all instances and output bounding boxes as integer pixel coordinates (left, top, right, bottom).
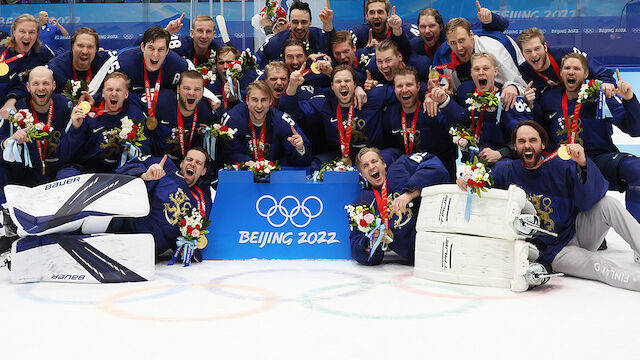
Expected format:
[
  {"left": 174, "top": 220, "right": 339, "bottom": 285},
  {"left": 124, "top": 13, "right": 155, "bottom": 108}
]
[
  {"left": 0, "top": 14, "right": 54, "bottom": 121},
  {"left": 281, "top": 64, "right": 396, "bottom": 167},
  {"left": 255, "top": 0, "right": 334, "bottom": 68},
  {"left": 222, "top": 81, "right": 311, "bottom": 167},
  {"left": 114, "top": 147, "right": 212, "bottom": 258},
  {"left": 349, "top": 147, "right": 449, "bottom": 265},
  {"left": 57, "top": 72, "right": 150, "bottom": 175},
  {"left": 431, "top": 52, "right": 533, "bottom": 164},
  {"left": 477, "top": 120, "right": 640, "bottom": 291},
  {"left": 349, "top": 0, "right": 418, "bottom": 53},
  {"left": 381, "top": 66, "right": 457, "bottom": 180},
  {"left": 517, "top": 27, "right": 616, "bottom": 98},
  {"left": 0, "top": 67, "right": 71, "bottom": 192},
  {"left": 47, "top": 27, "right": 112, "bottom": 94},
  {"left": 144, "top": 70, "right": 218, "bottom": 168},
  {"left": 537, "top": 52, "right": 640, "bottom": 229},
  {"left": 431, "top": 16, "right": 526, "bottom": 111}
]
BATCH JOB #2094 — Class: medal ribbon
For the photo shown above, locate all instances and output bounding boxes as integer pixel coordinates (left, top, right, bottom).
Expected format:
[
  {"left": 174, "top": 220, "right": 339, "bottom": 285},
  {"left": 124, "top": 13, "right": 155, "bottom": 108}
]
[
  {"left": 400, "top": 103, "right": 420, "bottom": 155},
  {"left": 190, "top": 185, "right": 206, "bottom": 217},
  {"left": 0, "top": 46, "right": 27, "bottom": 65},
  {"left": 532, "top": 52, "right": 561, "bottom": 87},
  {"left": 335, "top": 104, "right": 354, "bottom": 158},
  {"left": 562, "top": 91, "right": 581, "bottom": 144},
  {"left": 521, "top": 150, "right": 560, "bottom": 168},
  {"left": 193, "top": 48, "right": 210, "bottom": 67},
  {"left": 143, "top": 60, "right": 163, "bottom": 118},
  {"left": 176, "top": 104, "right": 198, "bottom": 157},
  {"left": 248, "top": 114, "right": 267, "bottom": 160},
  {"left": 469, "top": 87, "right": 497, "bottom": 144},
  {"left": 72, "top": 65, "right": 92, "bottom": 83},
  {"left": 29, "top": 99, "right": 54, "bottom": 163},
  {"left": 423, "top": 42, "right": 440, "bottom": 58},
  {"left": 372, "top": 180, "right": 389, "bottom": 229}
]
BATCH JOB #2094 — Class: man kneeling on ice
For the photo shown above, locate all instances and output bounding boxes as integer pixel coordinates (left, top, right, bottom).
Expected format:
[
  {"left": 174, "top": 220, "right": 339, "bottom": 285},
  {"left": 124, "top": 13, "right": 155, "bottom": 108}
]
[{"left": 348, "top": 147, "right": 449, "bottom": 265}]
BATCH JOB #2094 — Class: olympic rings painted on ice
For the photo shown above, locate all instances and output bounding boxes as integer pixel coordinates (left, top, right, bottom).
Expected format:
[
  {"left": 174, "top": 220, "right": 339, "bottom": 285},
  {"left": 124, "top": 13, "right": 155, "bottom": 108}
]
[
  {"left": 299, "top": 281, "right": 481, "bottom": 320},
  {"left": 206, "top": 268, "right": 376, "bottom": 302},
  {"left": 99, "top": 283, "right": 280, "bottom": 322},
  {"left": 255, "top": 195, "right": 323, "bottom": 227},
  {"left": 15, "top": 272, "right": 190, "bottom": 305}
]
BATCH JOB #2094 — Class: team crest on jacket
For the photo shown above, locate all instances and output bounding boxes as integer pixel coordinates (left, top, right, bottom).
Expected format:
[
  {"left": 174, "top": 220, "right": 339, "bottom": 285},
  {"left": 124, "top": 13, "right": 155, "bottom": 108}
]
[
  {"left": 529, "top": 194, "right": 555, "bottom": 232},
  {"left": 163, "top": 188, "right": 192, "bottom": 225}
]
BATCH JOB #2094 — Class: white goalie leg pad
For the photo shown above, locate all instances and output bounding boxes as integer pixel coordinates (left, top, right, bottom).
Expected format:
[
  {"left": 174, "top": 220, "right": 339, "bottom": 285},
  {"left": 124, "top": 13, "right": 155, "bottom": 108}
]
[
  {"left": 416, "top": 184, "right": 535, "bottom": 240},
  {"left": 3, "top": 174, "right": 150, "bottom": 237},
  {"left": 414, "top": 231, "right": 538, "bottom": 292},
  {"left": 10, "top": 233, "right": 155, "bottom": 284}
]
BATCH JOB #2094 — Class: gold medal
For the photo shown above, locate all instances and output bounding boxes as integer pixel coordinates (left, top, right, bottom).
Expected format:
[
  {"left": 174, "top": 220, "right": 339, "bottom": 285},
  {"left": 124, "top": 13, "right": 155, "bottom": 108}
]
[
  {"left": 0, "top": 62, "right": 9, "bottom": 77},
  {"left": 428, "top": 69, "right": 440, "bottom": 82},
  {"left": 78, "top": 101, "right": 91, "bottom": 114},
  {"left": 341, "top": 157, "right": 352, "bottom": 166},
  {"left": 557, "top": 145, "right": 571, "bottom": 160},
  {"left": 197, "top": 235, "right": 208, "bottom": 249},
  {"left": 146, "top": 115, "right": 158, "bottom": 131},
  {"left": 310, "top": 62, "right": 321, "bottom": 74}
]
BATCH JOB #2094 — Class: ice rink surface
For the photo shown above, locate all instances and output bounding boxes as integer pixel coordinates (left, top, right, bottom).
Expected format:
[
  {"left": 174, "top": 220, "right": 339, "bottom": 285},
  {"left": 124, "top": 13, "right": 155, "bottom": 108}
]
[
  {"left": 1, "top": 189, "right": 638, "bottom": 360},
  {"left": 1, "top": 130, "right": 638, "bottom": 360}
]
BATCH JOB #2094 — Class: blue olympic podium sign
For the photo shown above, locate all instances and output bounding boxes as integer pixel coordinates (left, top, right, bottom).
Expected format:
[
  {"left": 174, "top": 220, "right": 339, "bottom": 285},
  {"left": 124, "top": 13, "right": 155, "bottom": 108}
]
[{"left": 201, "top": 170, "right": 361, "bottom": 260}]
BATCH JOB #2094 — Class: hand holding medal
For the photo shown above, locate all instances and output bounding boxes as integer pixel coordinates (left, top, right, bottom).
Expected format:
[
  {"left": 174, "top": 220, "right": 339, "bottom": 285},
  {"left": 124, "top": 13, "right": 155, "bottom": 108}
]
[{"left": 557, "top": 143, "right": 587, "bottom": 166}]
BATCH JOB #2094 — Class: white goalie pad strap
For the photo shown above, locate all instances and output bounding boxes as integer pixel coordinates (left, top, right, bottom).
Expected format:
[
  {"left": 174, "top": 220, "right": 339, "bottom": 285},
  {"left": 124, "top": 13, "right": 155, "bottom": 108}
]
[
  {"left": 414, "top": 231, "right": 537, "bottom": 292},
  {"left": 10, "top": 233, "right": 155, "bottom": 284},
  {"left": 416, "top": 184, "right": 535, "bottom": 240},
  {"left": 4, "top": 174, "right": 150, "bottom": 237}
]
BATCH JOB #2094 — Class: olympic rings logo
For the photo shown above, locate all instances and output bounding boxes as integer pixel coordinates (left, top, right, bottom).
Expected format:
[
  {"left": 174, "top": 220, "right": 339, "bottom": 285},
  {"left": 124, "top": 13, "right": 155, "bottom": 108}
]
[{"left": 256, "top": 195, "right": 323, "bottom": 228}]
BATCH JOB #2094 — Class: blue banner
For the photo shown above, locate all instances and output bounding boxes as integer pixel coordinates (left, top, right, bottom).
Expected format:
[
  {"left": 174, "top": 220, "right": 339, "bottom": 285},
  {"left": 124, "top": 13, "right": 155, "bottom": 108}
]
[
  {"left": 1, "top": 1, "right": 638, "bottom": 67},
  {"left": 201, "top": 170, "right": 361, "bottom": 260}
]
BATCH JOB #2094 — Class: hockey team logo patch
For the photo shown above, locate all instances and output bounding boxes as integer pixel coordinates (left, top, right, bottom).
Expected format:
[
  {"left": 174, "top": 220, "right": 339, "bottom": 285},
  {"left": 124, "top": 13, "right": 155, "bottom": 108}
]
[{"left": 256, "top": 195, "right": 323, "bottom": 228}]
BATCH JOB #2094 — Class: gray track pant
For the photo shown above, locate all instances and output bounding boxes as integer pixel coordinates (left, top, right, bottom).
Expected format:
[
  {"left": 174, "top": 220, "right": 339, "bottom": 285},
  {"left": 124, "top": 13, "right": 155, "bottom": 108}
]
[{"left": 552, "top": 196, "right": 640, "bottom": 291}]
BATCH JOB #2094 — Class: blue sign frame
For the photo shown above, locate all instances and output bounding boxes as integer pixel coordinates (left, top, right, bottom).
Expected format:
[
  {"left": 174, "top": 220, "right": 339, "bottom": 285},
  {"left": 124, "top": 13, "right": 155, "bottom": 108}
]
[{"left": 202, "top": 169, "right": 361, "bottom": 260}]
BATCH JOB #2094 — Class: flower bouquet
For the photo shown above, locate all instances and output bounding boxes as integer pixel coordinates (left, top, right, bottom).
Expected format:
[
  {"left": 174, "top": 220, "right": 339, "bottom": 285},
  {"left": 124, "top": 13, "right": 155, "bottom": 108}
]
[
  {"left": 195, "top": 50, "right": 218, "bottom": 85},
  {"left": 577, "top": 79, "right": 602, "bottom": 104},
  {"left": 226, "top": 49, "right": 258, "bottom": 80},
  {"left": 7, "top": 109, "right": 53, "bottom": 141},
  {"left": 465, "top": 91, "right": 499, "bottom": 112},
  {"left": 224, "top": 158, "right": 280, "bottom": 181},
  {"left": 101, "top": 116, "right": 147, "bottom": 166},
  {"left": 358, "top": 53, "right": 372, "bottom": 71},
  {"left": 345, "top": 201, "right": 393, "bottom": 260},
  {"left": 264, "top": 0, "right": 277, "bottom": 18},
  {"left": 168, "top": 207, "right": 211, "bottom": 266},
  {"left": 311, "top": 157, "right": 356, "bottom": 181},
  {"left": 449, "top": 124, "right": 478, "bottom": 153},
  {"left": 62, "top": 79, "right": 89, "bottom": 107},
  {"left": 461, "top": 156, "right": 494, "bottom": 221},
  {"left": 4, "top": 109, "right": 55, "bottom": 168},
  {"left": 211, "top": 123, "right": 237, "bottom": 142}
]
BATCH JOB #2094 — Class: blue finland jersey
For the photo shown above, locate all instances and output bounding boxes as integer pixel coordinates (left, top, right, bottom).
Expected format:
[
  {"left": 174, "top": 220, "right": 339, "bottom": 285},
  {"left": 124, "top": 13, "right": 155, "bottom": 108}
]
[
  {"left": 0, "top": 45, "right": 53, "bottom": 102},
  {"left": 491, "top": 157, "right": 608, "bottom": 267},
  {"left": 439, "top": 80, "right": 533, "bottom": 161},
  {"left": 255, "top": 27, "right": 331, "bottom": 68},
  {"left": 47, "top": 50, "right": 112, "bottom": 93},
  {"left": 168, "top": 34, "right": 225, "bottom": 66},
  {"left": 56, "top": 98, "right": 150, "bottom": 173},
  {"left": 349, "top": 152, "right": 449, "bottom": 265},
  {"left": 518, "top": 46, "right": 615, "bottom": 95},
  {"left": 279, "top": 84, "right": 396, "bottom": 159},
  {"left": 221, "top": 103, "right": 311, "bottom": 166},
  {"left": 538, "top": 87, "right": 640, "bottom": 157},
  {"left": 0, "top": 94, "right": 71, "bottom": 182},
  {"left": 117, "top": 155, "right": 212, "bottom": 255},
  {"left": 145, "top": 90, "right": 217, "bottom": 165}
]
